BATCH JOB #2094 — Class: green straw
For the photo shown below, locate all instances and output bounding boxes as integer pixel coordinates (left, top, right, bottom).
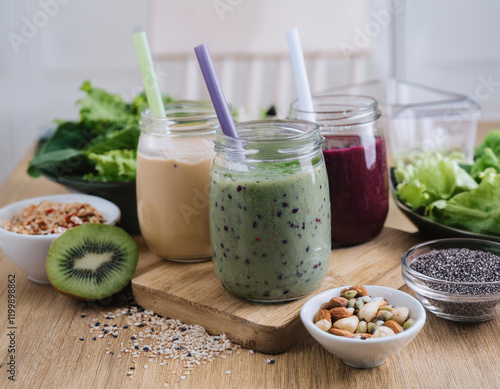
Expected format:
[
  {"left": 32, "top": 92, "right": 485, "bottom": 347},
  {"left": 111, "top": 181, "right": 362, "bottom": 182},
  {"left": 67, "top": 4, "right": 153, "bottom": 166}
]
[{"left": 132, "top": 27, "right": 165, "bottom": 117}]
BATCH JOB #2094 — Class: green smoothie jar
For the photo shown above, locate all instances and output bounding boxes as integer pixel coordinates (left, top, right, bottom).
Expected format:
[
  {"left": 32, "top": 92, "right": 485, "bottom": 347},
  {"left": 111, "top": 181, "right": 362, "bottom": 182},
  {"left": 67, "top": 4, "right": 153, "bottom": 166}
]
[{"left": 210, "top": 120, "right": 331, "bottom": 302}]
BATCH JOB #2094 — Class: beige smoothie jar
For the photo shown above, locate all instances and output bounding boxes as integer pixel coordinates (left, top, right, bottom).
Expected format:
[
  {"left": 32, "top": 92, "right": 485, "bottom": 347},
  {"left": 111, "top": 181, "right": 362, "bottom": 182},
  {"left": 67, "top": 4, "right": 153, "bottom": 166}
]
[{"left": 137, "top": 101, "right": 219, "bottom": 262}]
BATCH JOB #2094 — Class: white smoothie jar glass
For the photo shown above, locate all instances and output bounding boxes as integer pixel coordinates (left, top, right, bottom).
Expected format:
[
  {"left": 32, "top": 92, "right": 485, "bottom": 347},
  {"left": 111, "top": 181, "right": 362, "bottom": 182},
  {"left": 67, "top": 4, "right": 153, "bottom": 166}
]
[{"left": 137, "top": 101, "right": 219, "bottom": 262}]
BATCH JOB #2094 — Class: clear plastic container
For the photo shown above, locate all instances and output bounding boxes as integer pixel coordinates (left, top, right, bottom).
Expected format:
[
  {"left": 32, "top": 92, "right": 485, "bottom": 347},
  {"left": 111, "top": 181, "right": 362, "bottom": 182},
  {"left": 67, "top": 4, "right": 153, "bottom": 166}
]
[{"left": 321, "top": 79, "right": 481, "bottom": 162}]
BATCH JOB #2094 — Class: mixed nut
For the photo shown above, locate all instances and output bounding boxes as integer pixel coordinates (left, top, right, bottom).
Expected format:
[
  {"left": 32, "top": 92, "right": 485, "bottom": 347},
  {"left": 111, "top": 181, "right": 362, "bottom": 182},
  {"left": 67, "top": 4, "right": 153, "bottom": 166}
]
[{"left": 314, "top": 286, "right": 414, "bottom": 339}]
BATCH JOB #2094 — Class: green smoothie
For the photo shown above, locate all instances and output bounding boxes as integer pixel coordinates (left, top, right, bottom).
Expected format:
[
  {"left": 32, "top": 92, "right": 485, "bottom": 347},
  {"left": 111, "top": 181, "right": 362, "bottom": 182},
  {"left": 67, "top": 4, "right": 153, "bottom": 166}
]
[{"left": 210, "top": 161, "right": 331, "bottom": 301}]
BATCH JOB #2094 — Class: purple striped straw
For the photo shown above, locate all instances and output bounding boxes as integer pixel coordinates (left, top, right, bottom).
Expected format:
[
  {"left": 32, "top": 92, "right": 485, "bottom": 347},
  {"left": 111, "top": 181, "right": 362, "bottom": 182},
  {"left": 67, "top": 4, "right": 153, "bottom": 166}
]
[{"left": 194, "top": 44, "right": 238, "bottom": 138}]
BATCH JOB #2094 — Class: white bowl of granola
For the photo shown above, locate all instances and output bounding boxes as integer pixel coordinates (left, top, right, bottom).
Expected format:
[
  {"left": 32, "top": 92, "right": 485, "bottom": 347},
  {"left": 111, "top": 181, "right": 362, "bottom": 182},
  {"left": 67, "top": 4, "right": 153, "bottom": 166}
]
[
  {"left": 0, "top": 194, "right": 120, "bottom": 284},
  {"left": 300, "top": 285, "right": 426, "bottom": 368}
]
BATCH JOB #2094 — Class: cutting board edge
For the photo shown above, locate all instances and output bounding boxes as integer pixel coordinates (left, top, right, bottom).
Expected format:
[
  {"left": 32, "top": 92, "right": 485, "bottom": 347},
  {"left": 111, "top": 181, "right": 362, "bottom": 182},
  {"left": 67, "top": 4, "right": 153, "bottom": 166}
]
[
  {"left": 132, "top": 280, "right": 307, "bottom": 354},
  {"left": 131, "top": 279, "right": 306, "bottom": 331}
]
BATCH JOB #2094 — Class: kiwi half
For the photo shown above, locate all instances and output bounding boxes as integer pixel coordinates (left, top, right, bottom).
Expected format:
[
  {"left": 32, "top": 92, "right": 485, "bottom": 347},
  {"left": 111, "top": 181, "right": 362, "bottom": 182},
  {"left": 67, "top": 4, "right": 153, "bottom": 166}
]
[{"left": 46, "top": 224, "right": 138, "bottom": 300}]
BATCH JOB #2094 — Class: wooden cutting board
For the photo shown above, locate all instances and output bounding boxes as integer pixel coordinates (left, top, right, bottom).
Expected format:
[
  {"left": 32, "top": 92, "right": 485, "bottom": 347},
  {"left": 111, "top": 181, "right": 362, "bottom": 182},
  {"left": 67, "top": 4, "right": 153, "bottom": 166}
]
[{"left": 131, "top": 228, "right": 423, "bottom": 354}]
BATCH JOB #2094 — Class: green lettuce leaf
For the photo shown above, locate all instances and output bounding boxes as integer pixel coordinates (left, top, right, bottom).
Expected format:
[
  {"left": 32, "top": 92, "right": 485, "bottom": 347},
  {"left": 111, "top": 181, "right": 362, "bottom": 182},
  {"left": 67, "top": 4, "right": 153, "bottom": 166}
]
[
  {"left": 85, "top": 126, "right": 140, "bottom": 154},
  {"left": 131, "top": 92, "right": 175, "bottom": 117},
  {"left": 474, "top": 129, "right": 500, "bottom": 159},
  {"left": 428, "top": 169, "right": 500, "bottom": 235},
  {"left": 28, "top": 121, "right": 93, "bottom": 178},
  {"left": 395, "top": 152, "right": 477, "bottom": 211},
  {"left": 470, "top": 147, "right": 500, "bottom": 178},
  {"left": 78, "top": 81, "right": 131, "bottom": 131},
  {"left": 83, "top": 150, "right": 137, "bottom": 182},
  {"left": 28, "top": 81, "right": 176, "bottom": 182}
]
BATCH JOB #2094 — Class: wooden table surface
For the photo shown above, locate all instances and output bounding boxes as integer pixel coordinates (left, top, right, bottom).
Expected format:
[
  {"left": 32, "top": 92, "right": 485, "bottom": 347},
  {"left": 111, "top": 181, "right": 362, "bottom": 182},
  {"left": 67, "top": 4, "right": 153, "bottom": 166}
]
[{"left": 1, "top": 123, "right": 499, "bottom": 388}]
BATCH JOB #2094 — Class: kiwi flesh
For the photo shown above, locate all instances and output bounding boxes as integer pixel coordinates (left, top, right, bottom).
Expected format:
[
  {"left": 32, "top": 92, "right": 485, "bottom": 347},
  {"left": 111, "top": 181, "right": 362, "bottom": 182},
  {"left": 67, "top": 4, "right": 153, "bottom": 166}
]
[{"left": 46, "top": 224, "right": 138, "bottom": 300}]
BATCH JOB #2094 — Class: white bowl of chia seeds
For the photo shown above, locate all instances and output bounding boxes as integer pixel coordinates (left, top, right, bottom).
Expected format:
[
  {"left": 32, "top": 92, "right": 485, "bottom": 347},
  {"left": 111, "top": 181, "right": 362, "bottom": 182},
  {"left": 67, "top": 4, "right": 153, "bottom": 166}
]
[{"left": 402, "top": 238, "right": 500, "bottom": 322}]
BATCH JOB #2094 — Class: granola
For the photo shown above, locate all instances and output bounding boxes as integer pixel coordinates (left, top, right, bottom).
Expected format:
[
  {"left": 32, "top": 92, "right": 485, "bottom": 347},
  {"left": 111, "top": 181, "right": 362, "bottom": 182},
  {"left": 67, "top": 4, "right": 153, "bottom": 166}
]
[{"left": 2, "top": 201, "right": 106, "bottom": 235}]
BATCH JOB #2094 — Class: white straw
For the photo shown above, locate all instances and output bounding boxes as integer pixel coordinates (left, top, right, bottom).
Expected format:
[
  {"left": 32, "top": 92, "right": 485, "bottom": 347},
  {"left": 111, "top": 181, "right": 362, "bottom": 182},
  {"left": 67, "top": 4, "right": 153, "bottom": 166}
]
[{"left": 286, "top": 28, "right": 314, "bottom": 113}]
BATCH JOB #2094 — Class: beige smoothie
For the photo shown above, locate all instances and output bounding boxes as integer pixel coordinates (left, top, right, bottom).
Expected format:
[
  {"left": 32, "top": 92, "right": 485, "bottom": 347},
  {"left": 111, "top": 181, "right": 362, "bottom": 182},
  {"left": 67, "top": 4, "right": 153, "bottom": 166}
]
[{"left": 137, "top": 136, "right": 214, "bottom": 260}]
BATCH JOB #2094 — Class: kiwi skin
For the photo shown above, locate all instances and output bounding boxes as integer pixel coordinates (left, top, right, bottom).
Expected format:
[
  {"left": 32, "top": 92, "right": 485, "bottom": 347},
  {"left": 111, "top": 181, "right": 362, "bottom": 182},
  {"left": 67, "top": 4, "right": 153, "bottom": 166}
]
[
  {"left": 46, "top": 224, "right": 139, "bottom": 301},
  {"left": 50, "top": 279, "right": 130, "bottom": 302},
  {"left": 50, "top": 282, "right": 122, "bottom": 302}
]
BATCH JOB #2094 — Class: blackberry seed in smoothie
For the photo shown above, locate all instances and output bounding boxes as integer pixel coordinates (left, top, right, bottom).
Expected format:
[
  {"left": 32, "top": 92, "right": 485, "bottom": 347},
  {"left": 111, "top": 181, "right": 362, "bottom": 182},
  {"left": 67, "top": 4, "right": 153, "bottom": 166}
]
[{"left": 210, "top": 120, "right": 331, "bottom": 302}]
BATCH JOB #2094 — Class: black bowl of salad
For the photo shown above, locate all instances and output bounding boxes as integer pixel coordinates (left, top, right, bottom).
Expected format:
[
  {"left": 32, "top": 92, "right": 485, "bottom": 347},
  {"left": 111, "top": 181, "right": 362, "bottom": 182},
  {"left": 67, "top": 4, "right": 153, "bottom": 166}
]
[
  {"left": 391, "top": 131, "right": 500, "bottom": 242},
  {"left": 28, "top": 81, "right": 175, "bottom": 234}
]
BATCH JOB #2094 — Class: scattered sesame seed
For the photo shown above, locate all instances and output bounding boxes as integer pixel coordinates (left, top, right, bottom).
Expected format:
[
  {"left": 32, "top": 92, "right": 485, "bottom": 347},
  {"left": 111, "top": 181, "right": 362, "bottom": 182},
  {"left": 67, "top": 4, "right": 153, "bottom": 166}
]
[
  {"left": 79, "top": 338, "right": 84, "bottom": 341},
  {"left": 79, "top": 300, "right": 240, "bottom": 383},
  {"left": 225, "top": 370, "right": 231, "bottom": 375},
  {"left": 81, "top": 314, "right": 86, "bottom": 318},
  {"left": 266, "top": 359, "right": 275, "bottom": 364}
]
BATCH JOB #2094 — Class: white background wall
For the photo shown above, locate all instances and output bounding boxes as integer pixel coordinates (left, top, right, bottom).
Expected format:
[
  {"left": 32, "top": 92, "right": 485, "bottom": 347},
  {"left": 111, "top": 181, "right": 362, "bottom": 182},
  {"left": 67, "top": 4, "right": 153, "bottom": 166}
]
[
  {"left": 0, "top": 0, "right": 372, "bottom": 184},
  {"left": 2, "top": 0, "right": 500, "bottom": 184}
]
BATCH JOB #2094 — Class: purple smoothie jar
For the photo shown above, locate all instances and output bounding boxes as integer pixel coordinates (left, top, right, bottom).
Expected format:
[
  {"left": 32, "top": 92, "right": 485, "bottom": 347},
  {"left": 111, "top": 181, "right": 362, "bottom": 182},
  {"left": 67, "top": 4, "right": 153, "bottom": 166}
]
[{"left": 289, "top": 95, "right": 388, "bottom": 246}]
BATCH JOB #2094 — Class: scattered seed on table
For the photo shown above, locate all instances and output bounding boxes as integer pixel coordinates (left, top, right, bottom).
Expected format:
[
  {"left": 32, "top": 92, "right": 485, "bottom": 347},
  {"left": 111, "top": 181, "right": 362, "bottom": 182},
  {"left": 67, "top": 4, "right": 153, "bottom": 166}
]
[{"left": 80, "top": 300, "right": 240, "bottom": 383}]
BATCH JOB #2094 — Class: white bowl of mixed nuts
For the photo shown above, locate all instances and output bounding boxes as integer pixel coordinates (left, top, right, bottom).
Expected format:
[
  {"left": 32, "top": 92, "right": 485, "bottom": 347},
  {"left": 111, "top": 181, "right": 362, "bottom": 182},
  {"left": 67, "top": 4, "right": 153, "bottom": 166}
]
[
  {"left": 300, "top": 285, "right": 426, "bottom": 368},
  {"left": 0, "top": 194, "right": 120, "bottom": 284}
]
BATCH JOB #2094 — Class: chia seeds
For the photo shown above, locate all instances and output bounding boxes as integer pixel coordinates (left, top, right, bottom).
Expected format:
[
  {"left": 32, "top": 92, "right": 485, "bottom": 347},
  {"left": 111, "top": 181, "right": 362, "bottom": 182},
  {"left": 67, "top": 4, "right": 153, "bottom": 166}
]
[{"left": 409, "top": 248, "right": 500, "bottom": 320}]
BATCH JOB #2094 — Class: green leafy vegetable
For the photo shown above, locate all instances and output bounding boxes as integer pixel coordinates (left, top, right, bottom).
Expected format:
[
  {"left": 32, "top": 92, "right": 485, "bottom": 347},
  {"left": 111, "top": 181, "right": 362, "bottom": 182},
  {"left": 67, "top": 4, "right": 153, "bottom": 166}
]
[
  {"left": 83, "top": 150, "right": 137, "bottom": 182},
  {"left": 395, "top": 132, "right": 500, "bottom": 237},
  {"left": 474, "top": 130, "right": 500, "bottom": 160},
  {"left": 428, "top": 169, "right": 500, "bottom": 235},
  {"left": 28, "top": 81, "right": 174, "bottom": 182},
  {"left": 470, "top": 147, "right": 500, "bottom": 178},
  {"left": 78, "top": 81, "right": 131, "bottom": 132},
  {"left": 395, "top": 151, "right": 477, "bottom": 211},
  {"left": 86, "top": 126, "right": 140, "bottom": 155}
]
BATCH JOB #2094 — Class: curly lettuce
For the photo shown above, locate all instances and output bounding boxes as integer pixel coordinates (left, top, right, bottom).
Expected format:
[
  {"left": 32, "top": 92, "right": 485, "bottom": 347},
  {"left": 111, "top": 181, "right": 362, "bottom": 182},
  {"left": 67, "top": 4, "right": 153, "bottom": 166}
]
[
  {"left": 429, "top": 169, "right": 500, "bottom": 235},
  {"left": 83, "top": 150, "right": 137, "bottom": 182},
  {"left": 395, "top": 151, "right": 477, "bottom": 211},
  {"left": 28, "top": 81, "right": 173, "bottom": 182}
]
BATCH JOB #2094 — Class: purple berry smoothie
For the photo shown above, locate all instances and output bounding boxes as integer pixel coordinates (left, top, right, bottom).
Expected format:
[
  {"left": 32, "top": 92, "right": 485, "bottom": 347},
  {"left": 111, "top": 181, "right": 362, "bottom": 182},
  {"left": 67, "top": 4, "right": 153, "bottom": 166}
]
[{"left": 323, "top": 137, "right": 388, "bottom": 246}]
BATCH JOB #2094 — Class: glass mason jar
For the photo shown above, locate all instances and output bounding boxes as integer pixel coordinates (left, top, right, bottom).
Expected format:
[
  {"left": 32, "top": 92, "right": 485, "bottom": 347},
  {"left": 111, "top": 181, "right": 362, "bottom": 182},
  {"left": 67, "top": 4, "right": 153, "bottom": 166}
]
[
  {"left": 210, "top": 120, "right": 331, "bottom": 302},
  {"left": 137, "top": 101, "right": 219, "bottom": 262},
  {"left": 289, "top": 95, "right": 388, "bottom": 246}
]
